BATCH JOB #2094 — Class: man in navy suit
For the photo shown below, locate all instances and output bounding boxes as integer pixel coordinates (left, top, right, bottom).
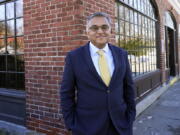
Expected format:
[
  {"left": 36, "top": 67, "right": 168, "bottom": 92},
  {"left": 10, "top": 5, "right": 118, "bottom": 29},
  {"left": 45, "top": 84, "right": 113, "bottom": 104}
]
[{"left": 60, "top": 12, "right": 136, "bottom": 135}]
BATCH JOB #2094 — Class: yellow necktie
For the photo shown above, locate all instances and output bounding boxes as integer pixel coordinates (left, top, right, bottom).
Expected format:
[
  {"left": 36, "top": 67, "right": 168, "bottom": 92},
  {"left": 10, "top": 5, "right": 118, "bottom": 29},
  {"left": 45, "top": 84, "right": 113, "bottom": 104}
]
[{"left": 97, "top": 50, "right": 111, "bottom": 86}]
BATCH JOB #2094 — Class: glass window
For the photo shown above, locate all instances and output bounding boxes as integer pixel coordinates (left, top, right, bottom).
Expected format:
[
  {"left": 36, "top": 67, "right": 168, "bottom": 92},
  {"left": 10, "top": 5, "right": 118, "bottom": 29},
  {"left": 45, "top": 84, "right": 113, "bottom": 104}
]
[
  {"left": 6, "top": 2, "right": 14, "bottom": 19},
  {"left": 124, "top": 0, "right": 129, "bottom": 4},
  {"left": 0, "top": 38, "right": 5, "bottom": 50},
  {"left": 16, "top": 18, "right": 24, "bottom": 36},
  {"left": 0, "top": 0, "right": 24, "bottom": 90},
  {"left": 165, "top": 12, "right": 175, "bottom": 29},
  {"left": 115, "top": 0, "right": 157, "bottom": 77},
  {"left": 16, "top": 36, "right": 24, "bottom": 54},
  {"left": 130, "top": 24, "right": 134, "bottom": 36},
  {"left": 16, "top": 0, "right": 23, "bottom": 17},
  {"left": 7, "top": 20, "right": 15, "bottom": 36},
  {"left": 129, "top": 10, "right": 133, "bottom": 23},
  {"left": 119, "top": 20, "right": 125, "bottom": 35},
  {"left": 124, "top": 7, "right": 129, "bottom": 21},
  {"left": 0, "top": 4, "right": 5, "bottom": 21},
  {"left": 129, "top": 0, "right": 133, "bottom": 6},
  {"left": 0, "top": 22, "right": 5, "bottom": 38},
  {"left": 134, "top": 0, "right": 138, "bottom": 9},
  {"left": 119, "top": 5, "right": 124, "bottom": 19},
  {"left": 134, "top": 12, "right": 138, "bottom": 24}
]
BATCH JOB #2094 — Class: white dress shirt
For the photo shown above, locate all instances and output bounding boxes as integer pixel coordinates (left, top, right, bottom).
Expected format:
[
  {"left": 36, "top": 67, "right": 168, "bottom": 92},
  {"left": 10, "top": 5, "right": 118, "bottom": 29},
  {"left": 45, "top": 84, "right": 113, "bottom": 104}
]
[{"left": 89, "top": 42, "right": 115, "bottom": 76}]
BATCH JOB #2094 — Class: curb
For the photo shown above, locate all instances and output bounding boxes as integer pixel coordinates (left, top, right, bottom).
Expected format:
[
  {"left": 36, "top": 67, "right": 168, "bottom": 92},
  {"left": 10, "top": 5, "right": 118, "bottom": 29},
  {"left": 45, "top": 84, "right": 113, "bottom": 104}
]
[{"left": 0, "top": 120, "right": 46, "bottom": 135}]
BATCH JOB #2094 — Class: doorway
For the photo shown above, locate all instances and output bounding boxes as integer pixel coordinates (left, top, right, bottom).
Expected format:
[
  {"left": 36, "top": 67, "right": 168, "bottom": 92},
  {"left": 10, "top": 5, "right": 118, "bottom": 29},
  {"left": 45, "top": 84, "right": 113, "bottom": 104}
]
[{"left": 165, "top": 27, "right": 176, "bottom": 76}]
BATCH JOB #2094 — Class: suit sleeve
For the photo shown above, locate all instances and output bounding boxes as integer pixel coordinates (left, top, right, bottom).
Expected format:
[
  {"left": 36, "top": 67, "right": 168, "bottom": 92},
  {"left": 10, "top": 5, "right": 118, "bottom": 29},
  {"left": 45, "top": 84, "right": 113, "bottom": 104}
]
[
  {"left": 123, "top": 51, "right": 136, "bottom": 122},
  {"left": 60, "top": 52, "right": 76, "bottom": 130}
]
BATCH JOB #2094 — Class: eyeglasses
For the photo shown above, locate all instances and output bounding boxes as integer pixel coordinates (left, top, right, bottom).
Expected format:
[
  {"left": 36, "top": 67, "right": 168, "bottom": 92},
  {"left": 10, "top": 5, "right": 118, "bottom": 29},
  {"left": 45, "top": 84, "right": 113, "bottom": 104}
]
[{"left": 89, "top": 25, "right": 110, "bottom": 32}]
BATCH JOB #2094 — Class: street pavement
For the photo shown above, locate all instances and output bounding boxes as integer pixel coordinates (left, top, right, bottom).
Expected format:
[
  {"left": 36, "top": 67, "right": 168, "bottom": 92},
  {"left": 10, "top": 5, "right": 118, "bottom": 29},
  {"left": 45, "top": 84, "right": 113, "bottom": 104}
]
[{"left": 133, "top": 80, "right": 180, "bottom": 135}]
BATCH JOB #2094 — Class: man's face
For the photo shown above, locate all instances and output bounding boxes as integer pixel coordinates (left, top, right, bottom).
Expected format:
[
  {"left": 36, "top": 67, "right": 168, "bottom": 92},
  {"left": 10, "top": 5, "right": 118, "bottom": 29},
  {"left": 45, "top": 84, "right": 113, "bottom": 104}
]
[{"left": 86, "top": 17, "right": 111, "bottom": 49}]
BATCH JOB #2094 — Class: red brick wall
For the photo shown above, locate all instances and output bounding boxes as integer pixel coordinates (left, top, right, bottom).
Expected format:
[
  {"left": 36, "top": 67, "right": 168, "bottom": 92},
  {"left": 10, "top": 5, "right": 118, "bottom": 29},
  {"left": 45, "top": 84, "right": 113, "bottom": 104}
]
[
  {"left": 24, "top": 0, "right": 87, "bottom": 134},
  {"left": 24, "top": 0, "right": 180, "bottom": 134}
]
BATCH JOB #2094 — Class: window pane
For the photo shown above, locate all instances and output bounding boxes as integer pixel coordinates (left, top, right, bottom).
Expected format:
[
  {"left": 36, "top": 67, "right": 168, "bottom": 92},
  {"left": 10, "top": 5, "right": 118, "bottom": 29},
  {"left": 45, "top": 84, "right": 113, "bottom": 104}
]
[
  {"left": 0, "top": 4, "right": 5, "bottom": 21},
  {"left": 165, "top": 12, "right": 175, "bottom": 29},
  {"left": 125, "top": 36, "right": 130, "bottom": 43},
  {"left": 7, "top": 37, "right": 15, "bottom": 54},
  {"left": 6, "top": 2, "right": 14, "bottom": 19},
  {"left": 144, "top": 18, "right": 147, "bottom": 31},
  {"left": 17, "top": 55, "right": 24, "bottom": 72},
  {"left": 142, "top": 27, "right": 145, "bottom": 37},
  {"left": 119, "top": 20, "right": 124, "bottom": 35},
  {"left": 134, "top": 25, "right": 138, "bottom": 37},
  {"left": 137, "top": 0, "right": 141, "bottom": 11},
  {"left": 152, "top": 48, "right": 156, "bottom": 70},
  {"left": 16, "top": 18, "right": 24, "bottom": 35},
  {"left": 0, "top": 55, "right": 6, "bottom": 71},
  {"left": 134, "top": 0, "right": 138, "bottom": 9},
  {"left": 130, "top": 10, "right": 133, "bottom": 23},
  {"left": 150, "top": 5, "right": 154, "bottom": 18},
  {"left": 124, "top": 0, "right": 128, "bottom": 4},
  {"left": 142, "top": 0, "right": 146, "bottom": 12},
  {"left": 16, "top": 0, "right": 23, "bottom": 17},
  {"left": 119, "top": 36, "right": 125, "bottom": 48},
  {"left": 141, "top": 16, "right": 145, "bottom": 27},
  {"left": 138, "top": 27, "right": 142, "bottom": 38},
  {"left": 17, "top": 36, "right": 24, "bottom": 54},
  {"left": 0, "top": 73, "right": 6, "bottom": 88},
  {"left": 129, "top": 0, "right": 133, "bottom": 6},
  {"left": 152, "top": 12, "right": 155, "bottom": 19},
  {"left": 130, "top": 24, "right": 134, "bottom": 36},
  {"left": 125, "top": 7, "right": 129, "bottom": 21},
  {"left": 6, "top": 73, "right": 16, "bottom": 89},
  {"left": 7, "top": 20, "right": 15, "bottom": 36},
  {"left": 144, "top": 1, "right": 149, "bottom": 15},
  {"left": 7, "top": 55, "right": 16, "bottom": 71},
  {"left": 147, "top": 4, "right": 150, "bottom": 17},
  {"left": 138, "top": 14, "right": 141, "bottom": 26},
  {"left": 16, "top": 73, "right": 25, "bottom": 90},
  {"left": 125, "top": 22, "right": 130, "bottom": 36},
  {"left": 115, "top": 21, "right": 119, "bottom": 34},
  {"left": 119, "top": 4, "right": 124, "bottom": 19},
  {"left": 150, "top": 29, "right": 153, "bottom": 40},
  {"left": 0, "top": 22, "right": 5, "bottom": 38},
  {"left": 0, "top": 38, "right": 5, "bottom": 52},
  {"left": 134, "top": 12, "right": 137, "bottom": 24},
  {"left": 115, "top": 35, "right": 119, "bottom": 47}
]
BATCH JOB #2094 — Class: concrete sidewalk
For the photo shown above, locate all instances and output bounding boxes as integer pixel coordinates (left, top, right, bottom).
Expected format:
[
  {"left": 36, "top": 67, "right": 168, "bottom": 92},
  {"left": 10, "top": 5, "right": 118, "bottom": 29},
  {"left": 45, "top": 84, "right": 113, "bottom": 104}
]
[{"left": 133, "top": 80, "right": 180, "bottom": 135}]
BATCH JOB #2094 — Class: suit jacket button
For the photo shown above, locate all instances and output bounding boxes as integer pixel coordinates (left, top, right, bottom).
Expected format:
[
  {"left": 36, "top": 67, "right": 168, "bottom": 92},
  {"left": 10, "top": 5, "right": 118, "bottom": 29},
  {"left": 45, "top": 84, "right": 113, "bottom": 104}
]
[{"left": 107, "top": 90, "right": 110, "bottom": 93}]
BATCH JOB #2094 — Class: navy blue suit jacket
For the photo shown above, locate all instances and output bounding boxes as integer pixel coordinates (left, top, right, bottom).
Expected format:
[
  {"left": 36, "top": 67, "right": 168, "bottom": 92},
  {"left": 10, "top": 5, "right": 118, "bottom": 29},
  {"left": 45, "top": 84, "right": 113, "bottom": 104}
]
[{"left": 60, "top": 42, "right": 136, "bottom": 135}]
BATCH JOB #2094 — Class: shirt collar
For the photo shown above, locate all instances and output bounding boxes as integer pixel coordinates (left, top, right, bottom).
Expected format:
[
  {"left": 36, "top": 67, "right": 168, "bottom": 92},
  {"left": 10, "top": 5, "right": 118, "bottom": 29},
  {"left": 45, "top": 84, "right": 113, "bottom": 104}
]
[{"left": 89, "top": 42, "right": 110, "bottom": 56}]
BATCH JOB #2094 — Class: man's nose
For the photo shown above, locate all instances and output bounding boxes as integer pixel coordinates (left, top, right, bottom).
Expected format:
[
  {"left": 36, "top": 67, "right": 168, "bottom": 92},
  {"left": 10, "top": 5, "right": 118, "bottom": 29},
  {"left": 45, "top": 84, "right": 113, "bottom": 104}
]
[{"left": 96, "top": 28, "right": 104, "bottom": 33}]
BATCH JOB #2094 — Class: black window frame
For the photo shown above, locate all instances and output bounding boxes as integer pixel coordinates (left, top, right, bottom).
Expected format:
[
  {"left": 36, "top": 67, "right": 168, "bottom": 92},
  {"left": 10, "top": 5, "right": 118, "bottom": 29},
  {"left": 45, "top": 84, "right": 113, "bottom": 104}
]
[
  {"left": 115, "top": 0, "right": 158, "bottom": 77},
  {"left": 0, "top": 0, "right": 24, "bottom": 90}
]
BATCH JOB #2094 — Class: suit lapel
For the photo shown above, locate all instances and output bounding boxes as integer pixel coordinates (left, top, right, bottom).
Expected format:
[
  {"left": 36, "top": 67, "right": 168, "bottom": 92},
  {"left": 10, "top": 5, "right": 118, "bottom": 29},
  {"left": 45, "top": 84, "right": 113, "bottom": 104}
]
[
  {"left": 108, "top": 44, "right": 121, "bottom": 87},
  {"left": 83, "top": 43, "right": 105, "bottom": 85}
]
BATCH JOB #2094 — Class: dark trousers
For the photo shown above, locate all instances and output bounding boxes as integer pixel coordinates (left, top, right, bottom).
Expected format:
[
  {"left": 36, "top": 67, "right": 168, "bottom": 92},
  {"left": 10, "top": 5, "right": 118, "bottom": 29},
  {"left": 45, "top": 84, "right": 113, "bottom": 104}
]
[{"left": 107, "top": 119, "right": 120, "bottom": 135}]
